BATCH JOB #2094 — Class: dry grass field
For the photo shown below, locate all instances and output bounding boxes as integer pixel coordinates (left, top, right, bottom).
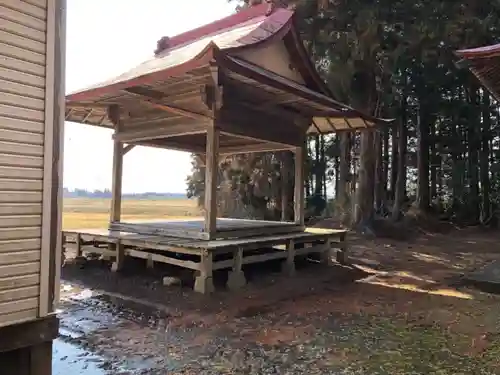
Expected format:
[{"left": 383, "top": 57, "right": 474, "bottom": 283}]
[{"left": 62, "top": 197, "right": 201, "bottom": 229}]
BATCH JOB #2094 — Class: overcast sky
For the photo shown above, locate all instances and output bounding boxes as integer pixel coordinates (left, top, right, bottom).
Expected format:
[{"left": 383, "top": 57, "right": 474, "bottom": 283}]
[{"left": 64, "top": 0, "right": 236, "bottom": 193}]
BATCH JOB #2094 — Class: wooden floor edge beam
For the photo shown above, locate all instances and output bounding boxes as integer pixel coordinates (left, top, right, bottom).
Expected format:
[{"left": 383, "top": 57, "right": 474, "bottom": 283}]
[{"left": 0, "top": 315, "right": 59, "bottom": 353}]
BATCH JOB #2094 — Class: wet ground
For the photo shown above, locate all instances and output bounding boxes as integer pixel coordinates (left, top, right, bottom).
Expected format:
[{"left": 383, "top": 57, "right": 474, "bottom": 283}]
[
  {"left": 56, "top": 260, "right": 363, "bottom": 375},
  {"left": 56, "top": 228, "right": 500, "bottom": 374}
]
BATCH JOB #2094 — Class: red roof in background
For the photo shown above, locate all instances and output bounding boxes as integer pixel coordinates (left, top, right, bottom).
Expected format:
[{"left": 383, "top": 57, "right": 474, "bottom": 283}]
[
  {"left": 67, "top": 4, "right": 296, "bottom": 102},
  {"left": 456, "top": 43, "right": 500, "bottom": 59},
  {"left": 456, "top": 43, "right": 500, "bottom": 103}
]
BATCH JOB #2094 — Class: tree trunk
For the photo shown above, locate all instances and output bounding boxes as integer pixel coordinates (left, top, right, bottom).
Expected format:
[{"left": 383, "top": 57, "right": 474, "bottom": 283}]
[
  {"left": 392, "top": 93, "right": 408, "bottom": 221},
  {"left": 314, "top": 135, "right": 322, "bottom": 196},
  {"left": 321, "top": 136, "right": 327, "bottom": 200},
  {"left": 383, "top": 129, "right": 389, "bottom": 198},
  {"left": 480, "top": 92, "right": 491, "bottom": 224},
  {"left": 429, "top": 120, "right": 437, "bottom": 203},
  {"left": 305, "top": 141, "right": 311, "bottom": 198},
  {"left": 374, "top": 131, "right": 384, "bottom": 213},
  {"left": 353, "top": 130, "right": 376, "bottom": 231},
  {"left": 416, "top": 100, "right": 430, "bottom": 212},
  {"left": 337, "top": 133, "right": 351, "bottom": 223},
  {"left": 467, "top": 82, "right": 480, "bottom": 224},
  {"left": 334, "top": 135, "right": 340, "bottom": 198},
  {"left": 390, "top": 126, "right": 399, "bottom": 201}
]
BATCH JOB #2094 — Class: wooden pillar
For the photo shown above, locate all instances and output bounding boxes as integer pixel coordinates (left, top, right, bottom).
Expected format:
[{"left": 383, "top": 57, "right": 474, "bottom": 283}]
[
  {"left": 203, "top": 68, "right": 222, "bottom": 238},
  {"left": 107, "top": 105, "right": 124, "bottom": 266},
  {"left": 281, "top": 151, "right": 291, "bottom": 222},
  {"left": 204, "top": 126, "right": 219, "bottom": 236},
  {"left": 108, "top": 105, "right": 124, "bottom": 224},
  {"left": 294, "top": 141, "right": 305, "bottom": 226}
]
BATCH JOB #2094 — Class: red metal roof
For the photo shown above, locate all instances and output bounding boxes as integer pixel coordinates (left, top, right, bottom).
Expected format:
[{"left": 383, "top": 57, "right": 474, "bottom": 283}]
[
  {"left": 456, "top": 43, "right": 500, "bottom": 102},
  {"left": 67, "top": 4, "right": 294, "bottom": 102},
  {"left": 456, "top": 43, "right": 500, "bottom": 59}
]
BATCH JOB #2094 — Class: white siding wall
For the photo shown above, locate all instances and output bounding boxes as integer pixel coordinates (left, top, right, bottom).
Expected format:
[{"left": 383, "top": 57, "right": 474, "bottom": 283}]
[{"left": 0, "top": 0, "right": 49, "bottom": 327}]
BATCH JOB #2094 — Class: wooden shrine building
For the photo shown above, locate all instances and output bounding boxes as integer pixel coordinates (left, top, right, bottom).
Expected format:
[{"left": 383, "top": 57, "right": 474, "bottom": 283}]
[{"left": 65, "top": 2, "right": 388, "bottom": 242}]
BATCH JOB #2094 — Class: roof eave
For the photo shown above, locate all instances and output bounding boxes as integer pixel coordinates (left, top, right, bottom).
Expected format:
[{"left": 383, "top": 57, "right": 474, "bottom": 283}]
[{"left": 66, "top": 43, "right": 220, "bottom": 104}]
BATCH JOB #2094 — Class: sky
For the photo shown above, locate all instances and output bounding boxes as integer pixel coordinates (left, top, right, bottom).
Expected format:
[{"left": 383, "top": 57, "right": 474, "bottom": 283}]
[{"left": 64, "top": 0, "right": 236, "bottom": 194}]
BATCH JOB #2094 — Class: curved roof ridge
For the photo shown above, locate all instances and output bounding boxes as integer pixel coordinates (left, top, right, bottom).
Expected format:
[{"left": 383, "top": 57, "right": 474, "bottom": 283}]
[{"left": 163, "top": 3, "right": 271, "bottom": 52}]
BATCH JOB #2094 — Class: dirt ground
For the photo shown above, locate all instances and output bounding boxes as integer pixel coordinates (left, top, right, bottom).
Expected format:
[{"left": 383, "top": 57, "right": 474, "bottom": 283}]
[{"left": 57, "top": 227, "right": 500, "bottom": 374}]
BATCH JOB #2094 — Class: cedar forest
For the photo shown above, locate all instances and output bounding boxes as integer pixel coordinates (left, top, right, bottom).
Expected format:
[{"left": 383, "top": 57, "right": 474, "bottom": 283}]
[{"left": 187, "top": 0, "right": 500, "bottom": 232}]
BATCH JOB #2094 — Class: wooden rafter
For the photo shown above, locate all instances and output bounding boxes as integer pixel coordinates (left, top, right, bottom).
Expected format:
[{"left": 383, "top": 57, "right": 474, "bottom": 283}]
[{"left": 124, "top": 86, "right": 211, "bottom": 121}]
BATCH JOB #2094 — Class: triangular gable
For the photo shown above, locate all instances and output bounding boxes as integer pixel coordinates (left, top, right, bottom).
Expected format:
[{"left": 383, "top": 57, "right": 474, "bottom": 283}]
[{"left": 233, "top": 40, "right": 305, "bottom": 84}]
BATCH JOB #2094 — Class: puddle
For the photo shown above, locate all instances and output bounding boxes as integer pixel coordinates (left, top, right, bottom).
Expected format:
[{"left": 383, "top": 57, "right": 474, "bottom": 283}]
[
  {"left": 55, "top": 281, "right": 177, "bottom": 374},
  {"left": 53, "top": 339, "right": 108, "bottom": 375}
]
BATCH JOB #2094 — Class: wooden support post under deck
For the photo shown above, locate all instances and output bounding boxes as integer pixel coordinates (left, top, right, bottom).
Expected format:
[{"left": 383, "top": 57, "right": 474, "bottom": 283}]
[
  {"left": 227, "top": 247, "right": 246, "bottom": 290},
  {"left": 294, "top": 142, "right": 305, "bottom": 226},
  {"left": 75, "top": 233, "right": 82, "bottom": 258},
  {"left": 282, "top": 239, "right": 296, "bottom": 276},
  {"left": 204, "top": 126, "right": 219, "bottom": 236},
  {"left": 194, "top": 251, "right": 214, "bottom": 294},
  {"left": 111, "top": 240, "right": 125, "bottom": 272},
  {"left": 320, "top": 238, "right": 335, "bottom": 266},
  {"left": 337, "top": 232, "right": 348, "bottom": 264}
]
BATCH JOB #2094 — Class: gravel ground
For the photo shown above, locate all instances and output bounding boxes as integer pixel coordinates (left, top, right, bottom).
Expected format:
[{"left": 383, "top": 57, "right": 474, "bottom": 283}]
[{"left": 56, "top": 229, "right": 500, "bottom": 374}]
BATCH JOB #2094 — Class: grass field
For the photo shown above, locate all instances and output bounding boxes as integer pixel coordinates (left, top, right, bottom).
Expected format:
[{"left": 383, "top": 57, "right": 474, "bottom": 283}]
[{"left": 63, "top": 197, "right": 201, "bottom": 229}]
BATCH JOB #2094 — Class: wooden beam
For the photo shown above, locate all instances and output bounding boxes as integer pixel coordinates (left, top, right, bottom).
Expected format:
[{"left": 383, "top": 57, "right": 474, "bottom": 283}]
[
  {"left": 222, "top": 85, "right": 309, "bottom": 127},
  {"left": 0, "top": 316, "right": 58, "bottom": 353},
  {"left": 135, "top": 139, "right": 206, "bottom": 154},
  {"left": 219, "top": 142, "right": 295, "bottom": 155},
  {"left": 122, "top": 144, "right": 135, "bottom": 155},
  {"left": 138, "top": 100, "right": 210, "bottom": 121},
  {"left": 223, "top": 77, "right": 299, "bottom": 106},
  {"left": 204, "top": 126, "right": 219, "bottom": 236},
  {"left": 218, "top": 106, "right": 304, "bottom": 147},
  {"left": 124, "top": 113, "right": 185, "bottom": 128},
  {"left": 108, "top": 105, "right": 124, "bottom": 223},
  {"left": 124, "top": 86, "right": 211, "bottom": 121},
  {"left": 294, "top": 142, "right": 305, "bottom": 225},
  {"left": 196, "top": 153, "right": 206, "bottom": 166},
  {"left": 114, "top": 122, "right": 208, "bottom": 143},
  {"left": 219, "top": 55, "right": 349, "bottom": 112}
]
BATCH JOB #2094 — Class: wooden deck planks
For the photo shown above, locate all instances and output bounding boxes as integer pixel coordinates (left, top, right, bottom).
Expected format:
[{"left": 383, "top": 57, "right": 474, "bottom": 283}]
[
  {"left": 63, "top": 227, "right": 347, "bottom": 251},
  {"left": 108, "top": 217, "right": 304, "bottom": 240}
]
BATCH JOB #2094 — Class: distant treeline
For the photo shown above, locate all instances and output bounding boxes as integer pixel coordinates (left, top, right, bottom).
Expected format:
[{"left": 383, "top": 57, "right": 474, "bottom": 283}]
[{"left": 63, "top": 188, "right": 187, "bottom": 200}]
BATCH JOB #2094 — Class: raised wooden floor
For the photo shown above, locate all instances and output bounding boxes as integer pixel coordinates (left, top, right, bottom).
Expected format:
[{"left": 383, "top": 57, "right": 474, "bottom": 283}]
[
  {"left": 109, "top": 217, "right": 304, "bottom": 240},
  {"left": 62, "top": 227, "right": 348, "bottom": 294}
]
